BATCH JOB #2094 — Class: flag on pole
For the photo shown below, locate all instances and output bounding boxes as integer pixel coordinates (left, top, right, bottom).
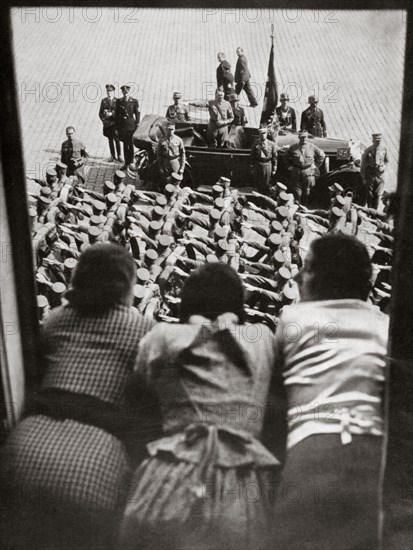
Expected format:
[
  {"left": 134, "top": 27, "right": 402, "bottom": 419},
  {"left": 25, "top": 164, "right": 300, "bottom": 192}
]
[{"left": 260, "top": 26, "right": 278, "bottom": 125}]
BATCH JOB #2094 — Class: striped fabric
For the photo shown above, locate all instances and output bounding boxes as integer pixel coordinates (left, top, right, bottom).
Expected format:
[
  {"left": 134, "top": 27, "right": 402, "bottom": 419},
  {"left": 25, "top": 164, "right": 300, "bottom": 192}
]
[
  {"left": 274, "top": 299, "right": 389, "bottom": 448},
  {"left": 119, "top": 454, "right": 277, "bottom": 550}
]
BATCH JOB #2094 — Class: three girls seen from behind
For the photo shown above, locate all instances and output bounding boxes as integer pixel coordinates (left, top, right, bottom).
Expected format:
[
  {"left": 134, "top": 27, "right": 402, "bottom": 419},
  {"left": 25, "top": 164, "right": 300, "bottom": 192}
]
[{"left": 0, "top": 234, "right": 389, "bottom": 550}]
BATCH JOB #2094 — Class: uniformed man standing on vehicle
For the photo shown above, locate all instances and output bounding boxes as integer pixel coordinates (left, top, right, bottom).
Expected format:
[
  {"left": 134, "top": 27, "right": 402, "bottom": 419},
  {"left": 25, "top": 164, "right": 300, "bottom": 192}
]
[
  {"left": 300, "top": 95, "right": 327, "bottom": 137},
  {"left": 285, "top": 130, "right": 325, "bottom": 205},
  {"left": 206, "top": 88, "right": 233, "bottom": 148},
  {"left": 235, "top": 47, "right": 258, "bottom": 108},
  {"left": 115, "top": 84, "right": 140, "bottom": 169},
  {"left": 222, "top": 63, "right": 235, "bottom": 101},
  {"left": 165, "top": 92, "right": 191, "bottom": 122},
  {"left": 275, "top": 93, "right": 297, "bottom": 132},
  {"left": 190, "top": 88, "right": 234, "bottom": 148},
  {"left": 157, "top": 122, "right": 186, "bottom": 186},
  {"left": 250, "top": 126, "right": 277, "bottom": 194},
  {"left": 216, "top": 52, "right": 228, "bottom": 88},
  {"left": 229, "top": 93, "right": 247, "bottom": 126},
  {"left": 60, "top": 126, "right": 89, "bottom": 184},
  {"left": 360, "top": 133, "right": 389, "bottom": 209}
]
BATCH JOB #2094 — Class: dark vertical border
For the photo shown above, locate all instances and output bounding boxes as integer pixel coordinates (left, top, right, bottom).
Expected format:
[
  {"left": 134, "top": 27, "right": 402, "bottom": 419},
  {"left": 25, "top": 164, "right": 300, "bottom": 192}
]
[
  {"left": 0, "top": 8, "right": 40, "bottom": 386},
  {"left": 381, "top": 6, "right": 413, "bottom": 549}
]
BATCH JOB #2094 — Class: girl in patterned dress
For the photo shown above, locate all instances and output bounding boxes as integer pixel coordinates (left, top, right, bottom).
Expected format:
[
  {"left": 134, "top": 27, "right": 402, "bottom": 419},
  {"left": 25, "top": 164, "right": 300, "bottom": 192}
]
[
  {"left": 0, "top": 244, "right": 154, "bottom": 549},
  {"left": 118, "top": 263, "right": 283, "bottom": 550}
]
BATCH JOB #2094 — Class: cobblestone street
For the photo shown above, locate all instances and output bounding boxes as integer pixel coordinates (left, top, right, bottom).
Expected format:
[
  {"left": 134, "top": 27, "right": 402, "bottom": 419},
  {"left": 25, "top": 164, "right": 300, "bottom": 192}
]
[{"left": 11, "top": 8, "right": 406, "bottom": 192}]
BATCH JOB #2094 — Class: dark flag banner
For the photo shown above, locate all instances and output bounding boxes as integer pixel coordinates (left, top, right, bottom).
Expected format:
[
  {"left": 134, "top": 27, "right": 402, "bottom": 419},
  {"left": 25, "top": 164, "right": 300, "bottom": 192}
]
[{"left": 260, "top": 30, "right": 278, "bottom": 125}]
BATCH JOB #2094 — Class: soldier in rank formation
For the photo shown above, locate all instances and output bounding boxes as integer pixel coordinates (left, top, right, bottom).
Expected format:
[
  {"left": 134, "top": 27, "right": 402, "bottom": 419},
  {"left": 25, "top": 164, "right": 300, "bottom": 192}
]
[{"left": 26, "top": 158, "right": 393, "bottom": 329}]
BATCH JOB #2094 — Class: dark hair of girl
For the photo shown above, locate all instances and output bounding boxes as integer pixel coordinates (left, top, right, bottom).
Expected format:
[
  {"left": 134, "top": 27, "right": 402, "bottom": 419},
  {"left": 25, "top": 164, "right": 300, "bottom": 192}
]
[
  {"left": 306, "top": 234, "right": 372, "bottom": 301},
  {"left": 179, "top": 262, "right": 245, "bottom": 323},
  {"left": 66, "top": 243, "right": 136, "bottom": 315}
]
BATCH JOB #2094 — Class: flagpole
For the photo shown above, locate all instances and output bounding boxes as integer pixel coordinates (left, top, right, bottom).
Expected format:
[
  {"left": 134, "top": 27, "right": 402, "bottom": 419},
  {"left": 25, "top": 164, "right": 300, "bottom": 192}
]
[{"left": 260, "top": 24, "right": 278, "bottom": 125}]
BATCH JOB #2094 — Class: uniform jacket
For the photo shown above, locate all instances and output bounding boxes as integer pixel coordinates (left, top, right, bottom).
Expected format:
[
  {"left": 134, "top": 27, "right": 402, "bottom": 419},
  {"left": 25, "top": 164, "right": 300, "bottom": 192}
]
[
  {"left": 275, "top": 106, "right": 297, "bottom": 131},
  {"left": 286, "top": 142, "right": 325, "bottom": 171},
  {"left": 207, "top": 99, "right": 234, "bottom": 128},
  {"left": 165, "top": 103, "right": 191, "bottom": 122},
  {"left": 61, "top": 138, "right": 88, "bottom": 168},
  {"left": 360, "top": 144, "right": 389, "bottom": 179},
  {"left": 115, "top": 96, "right": 140, "bottom": 133},
  {"left": 251, "top": 139, "right": 278, "bottom": 169},
  {"left": 216, "top": 60, "right": 231, "bottom": 87},
  {"left": 235, "top": 54, "right": 252, "bottom": 83},
  {"left": 222, "top": 71, "right": 235, "bottom": 97},
  {"left": 300, "top": 106, "right": 326, "bottom": 137},
  {"left": 99, "top": 97, "right": 117, "bottom": 128},
  {"left": 156, "top": 134, "right": 186, "bottom": 169}
]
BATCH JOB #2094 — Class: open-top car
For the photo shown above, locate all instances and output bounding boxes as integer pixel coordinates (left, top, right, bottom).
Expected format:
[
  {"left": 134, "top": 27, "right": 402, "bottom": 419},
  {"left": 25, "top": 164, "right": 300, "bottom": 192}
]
[{"left": 132, "top": 114, "right": 366, "bottom": 204}]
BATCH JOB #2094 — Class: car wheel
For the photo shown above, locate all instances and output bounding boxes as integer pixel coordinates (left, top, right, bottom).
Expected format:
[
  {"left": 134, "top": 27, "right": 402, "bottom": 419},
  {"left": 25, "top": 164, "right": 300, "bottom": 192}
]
[
  {"left": 310, "top": 169, "right": 366, "bottom": 209},
  {"left": 134, "top": 150, "right": 150, "bottom": 179}
]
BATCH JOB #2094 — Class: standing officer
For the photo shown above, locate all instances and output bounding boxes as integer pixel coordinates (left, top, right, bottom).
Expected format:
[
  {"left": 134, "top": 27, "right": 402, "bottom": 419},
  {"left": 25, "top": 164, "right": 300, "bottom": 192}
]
[
  {"left": 216, "top": 52, "right": 227, "bottom": 88},
  {"left": 190, "top": 89, "right": 234, "bottom": 147},
  {"left": 222, "top": 63, "right": 235, "bottom": 101},
  {"left": 165, "top": 92, "right": 191, "bottom": 122},
  {"left": 300, "top": 95, "right": 327, "bottom": 137},
  {"left": 285, "top": 130, "right": 325, "bottom": 205},
  {"left": 60, "top": 126, "right": 89, "bottom": 184},
  {"left": 235, "top": 47, "right": 258, "bottom": 107},
  {"left": 207, "top": 88, "right": 233, "bottom": 147},
  {"left": 275, "top": 93, "right": 297, "bottom": 132},
  {"left": 250, "top": 126, "right": 277, "bottom": 194},
  {"left": 99, "top": 84, "right": 122, "bottom": 162},
  {"left": 360, "top": 133, "right": 389, "bottom": 209},
  {"left": 115, "top": 84, "right": 140, "bottom": 169},
  {"left": 156, "top": 122, "right": 186, "bottom": 186}
]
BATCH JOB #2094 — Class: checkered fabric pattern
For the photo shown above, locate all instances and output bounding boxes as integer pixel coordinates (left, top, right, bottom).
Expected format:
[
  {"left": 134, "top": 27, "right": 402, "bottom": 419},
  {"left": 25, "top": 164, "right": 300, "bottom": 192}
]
[
  {"left": 0, "top": 305, "right": 156, "bottom": 517},
  {"left": 41, "top": 304, "right": 155, "bottom": 407},
  {"left": 1, "top": 415, "right": 130, "bottom": 512}
]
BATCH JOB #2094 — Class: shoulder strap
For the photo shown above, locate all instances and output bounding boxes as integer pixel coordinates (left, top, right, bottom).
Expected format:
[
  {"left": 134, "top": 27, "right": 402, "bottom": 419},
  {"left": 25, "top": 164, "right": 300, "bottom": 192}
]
[{"left": 215, "top": 102, "right": 226, "bottom": 119}]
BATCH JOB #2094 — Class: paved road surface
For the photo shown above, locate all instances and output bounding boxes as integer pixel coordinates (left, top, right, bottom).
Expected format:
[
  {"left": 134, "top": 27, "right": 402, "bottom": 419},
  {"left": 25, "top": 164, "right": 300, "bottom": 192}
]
[{"left": 11, "top": 8, "right": 406, "bottom": 192}]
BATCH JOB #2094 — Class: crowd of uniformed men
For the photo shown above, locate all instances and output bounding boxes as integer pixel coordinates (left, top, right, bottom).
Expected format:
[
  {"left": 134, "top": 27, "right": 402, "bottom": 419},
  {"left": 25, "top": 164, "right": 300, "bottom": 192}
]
[
  {"left": 25, "top": 44, "right": 393, "bottom": 325},
  {"left": 27, "top": 160, "right": 394, "bottom": 330}
]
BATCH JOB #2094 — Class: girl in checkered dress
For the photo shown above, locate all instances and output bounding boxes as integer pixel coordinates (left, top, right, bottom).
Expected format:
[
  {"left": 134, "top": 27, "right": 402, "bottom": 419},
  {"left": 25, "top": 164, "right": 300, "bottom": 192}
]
[
  {"left": 0, "top": 244, "right": 154, "bottom": 550},
  {"left": 118, "top": 263, "right": 283, "bottom": 550}
]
